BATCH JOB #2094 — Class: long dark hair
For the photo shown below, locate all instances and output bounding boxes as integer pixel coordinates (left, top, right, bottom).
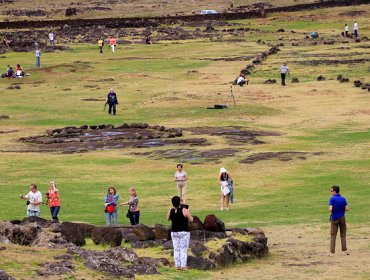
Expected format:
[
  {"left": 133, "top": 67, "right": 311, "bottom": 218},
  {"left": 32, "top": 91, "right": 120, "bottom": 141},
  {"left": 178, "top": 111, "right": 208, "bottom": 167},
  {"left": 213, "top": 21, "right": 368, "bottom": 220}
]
[{"left": 107, "top": 186, "right": 116, "bottom": 194}]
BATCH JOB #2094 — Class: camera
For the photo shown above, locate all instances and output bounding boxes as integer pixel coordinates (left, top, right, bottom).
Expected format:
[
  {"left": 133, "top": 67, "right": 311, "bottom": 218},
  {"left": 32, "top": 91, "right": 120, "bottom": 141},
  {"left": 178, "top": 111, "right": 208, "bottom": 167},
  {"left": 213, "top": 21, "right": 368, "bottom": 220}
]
[
  {"left": 45, "top": 192, "right": 50, "bottom": 198},
  {"left": 26, "top": 201, "right": 30, "bottom": 205}
]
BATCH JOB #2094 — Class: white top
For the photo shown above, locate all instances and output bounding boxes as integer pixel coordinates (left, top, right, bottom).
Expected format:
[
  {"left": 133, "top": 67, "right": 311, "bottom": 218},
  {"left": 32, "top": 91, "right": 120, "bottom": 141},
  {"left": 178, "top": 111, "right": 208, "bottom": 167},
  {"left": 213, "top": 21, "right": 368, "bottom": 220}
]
[
  {"left": 48, "top": 33, "right": 54, "bottom": 40},
  {"left": 237, "top": 76, "right": 245, "bottom": 84},
  {"left": 280, "top": 65, "right": 289, "bottom": 74},
  {"left": 175, "top": 170, "right": 187, "bottom": 182},
  {"left": 26, "top": 191, "right": 42, "bottom": 212},
  {"left": 354, "top": 23, "right": 358, "bottom": 30},
  {"left": 345, "top": 25, "right": 348, "bottom": 32}
]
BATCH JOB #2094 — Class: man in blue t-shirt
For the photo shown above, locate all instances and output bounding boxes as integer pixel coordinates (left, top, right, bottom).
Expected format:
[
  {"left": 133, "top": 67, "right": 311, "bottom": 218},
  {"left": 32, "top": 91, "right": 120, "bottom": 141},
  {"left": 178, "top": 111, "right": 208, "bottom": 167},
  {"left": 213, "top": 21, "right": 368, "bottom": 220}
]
[{"left": 328, "top": 185, "right": 349, "bottom": 256}]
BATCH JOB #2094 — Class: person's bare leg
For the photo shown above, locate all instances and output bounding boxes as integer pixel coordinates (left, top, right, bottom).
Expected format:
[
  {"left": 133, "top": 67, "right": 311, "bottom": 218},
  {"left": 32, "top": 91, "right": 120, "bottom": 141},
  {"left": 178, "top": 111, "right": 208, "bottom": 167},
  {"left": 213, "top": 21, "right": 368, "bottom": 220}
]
[
  {"left": 226, "top": 194, "right": 230, "bottom": 210},
  {"left": 220, "top": 193, "right": 224, "bottom": 211}
]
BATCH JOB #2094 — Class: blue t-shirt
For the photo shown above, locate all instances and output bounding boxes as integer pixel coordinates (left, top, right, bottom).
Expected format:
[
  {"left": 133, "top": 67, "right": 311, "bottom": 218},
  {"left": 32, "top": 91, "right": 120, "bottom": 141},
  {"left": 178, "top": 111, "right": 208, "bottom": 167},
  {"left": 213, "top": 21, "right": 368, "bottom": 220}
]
[{"left": 329, "top": 194, "right": 347, "bottom": 221}]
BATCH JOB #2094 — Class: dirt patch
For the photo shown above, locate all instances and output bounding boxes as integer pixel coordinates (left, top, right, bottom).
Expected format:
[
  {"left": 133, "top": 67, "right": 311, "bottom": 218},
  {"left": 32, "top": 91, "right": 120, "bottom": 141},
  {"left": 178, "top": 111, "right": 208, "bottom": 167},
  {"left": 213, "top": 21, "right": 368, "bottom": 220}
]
[
  {"left": 292, "top": 58, "right": 369, "bottom": 66},
  {"left": 0, "top": 130, "right": 18, "bottom": 134},
  {"left": 240, "top": 152, "right": 324, "bottom": 164},
  {"left": 338, "top": 10, "right": 367, "bottom": 17},
  {"left": 80, "top": 98, "right": 105, "bottom": 102},
  {"left": 185, "top": 126, "right": 280, "bottom": 146},
  {"left": 18, "top": 124, "right": 210, "bottom": 153},
  {"left": 133, "top": 148, "right": 239, "bottom": 164}
]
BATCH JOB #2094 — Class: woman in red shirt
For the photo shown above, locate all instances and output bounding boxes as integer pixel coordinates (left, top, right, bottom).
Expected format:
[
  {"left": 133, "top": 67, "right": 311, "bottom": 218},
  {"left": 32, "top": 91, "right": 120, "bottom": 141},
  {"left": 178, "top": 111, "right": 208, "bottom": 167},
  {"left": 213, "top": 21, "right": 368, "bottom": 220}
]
[{"left": 47, "top": 181, "right": 60, "bottom": 222}]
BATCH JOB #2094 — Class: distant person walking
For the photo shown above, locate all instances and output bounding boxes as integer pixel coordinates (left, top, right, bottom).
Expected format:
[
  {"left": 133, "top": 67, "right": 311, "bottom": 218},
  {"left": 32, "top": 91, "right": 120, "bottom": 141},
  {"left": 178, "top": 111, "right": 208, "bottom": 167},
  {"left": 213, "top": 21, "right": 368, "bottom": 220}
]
[
  {"left": 20, "top": 184, "right": 42, "bottom": 217},
  {"left": 328, "top": 185, "right": 349, "bottom": 256},
  {"left": 119, "top": 187, "right": 140, "bottom": 225},
  {"left": 353, "top": 21, "right": 358, "bottom": 38},
  {"left": 109, "top": 36, "right": 117, "bottom": 53},
  {"left": 104, "top": 186, "right": 119, "bottom": 225},
  {"left": 47, "top": 180, "right": 60, "bottom": 222},
  {"left": 218, "top": 167, "right": 232, "bottom": 211},
  {"left": 175, "top": 164, "right": 188, "bottom": 204},
  {"left": 98, "top": 38, "right": 104, "bottom": 54},
  {"left": 344, "top": 23, "right": 349, "bottom": 37},
  {"left": 279, "top": 63, "right": 289, "bottom": 86},
  {"left": 35, "top": 48, "right": 41, "bottom": 68},
  {"left": 167, "top": 196, "right": 193, "bottom": 270},
  {"left": 48, "top": 32, "right": 55, "bottom": 47},
  {"left": 106, "top": 88, "right": 118, "bottom": 115}
]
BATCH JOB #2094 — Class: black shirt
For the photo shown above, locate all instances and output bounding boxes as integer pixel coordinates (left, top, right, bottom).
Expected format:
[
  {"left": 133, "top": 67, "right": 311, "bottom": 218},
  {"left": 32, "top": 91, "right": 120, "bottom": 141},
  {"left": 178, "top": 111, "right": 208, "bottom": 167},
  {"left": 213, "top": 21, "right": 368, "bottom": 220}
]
[{"left": 170, "top": 207, "right": 189, "bottom": 232}]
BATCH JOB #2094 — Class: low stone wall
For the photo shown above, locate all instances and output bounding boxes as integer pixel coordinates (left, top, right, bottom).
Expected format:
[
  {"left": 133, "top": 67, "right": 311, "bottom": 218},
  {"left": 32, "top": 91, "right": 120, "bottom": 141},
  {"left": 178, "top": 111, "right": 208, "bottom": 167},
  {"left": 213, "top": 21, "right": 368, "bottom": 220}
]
[{"left": 0, "top": 215, "right": 268, "bottom": 277}]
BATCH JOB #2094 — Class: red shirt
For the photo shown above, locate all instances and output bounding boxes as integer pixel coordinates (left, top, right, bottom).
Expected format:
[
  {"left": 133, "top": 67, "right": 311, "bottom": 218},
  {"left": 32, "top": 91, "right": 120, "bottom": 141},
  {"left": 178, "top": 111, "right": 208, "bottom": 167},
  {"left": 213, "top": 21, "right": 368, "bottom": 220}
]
[
  {"left": 109, "top": 38, "right": 116, "bottom": 45},
  {"left": 48, "top": 190, "right": 60, "bottom": 207}
]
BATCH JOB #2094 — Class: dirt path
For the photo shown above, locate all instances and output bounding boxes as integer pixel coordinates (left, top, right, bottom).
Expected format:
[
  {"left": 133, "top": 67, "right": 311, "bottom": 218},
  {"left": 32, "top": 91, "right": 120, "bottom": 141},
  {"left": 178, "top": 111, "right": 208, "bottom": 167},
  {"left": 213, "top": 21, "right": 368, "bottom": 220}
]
[{"left": 208, "top": 223, "right": 370, "bottom": 279}]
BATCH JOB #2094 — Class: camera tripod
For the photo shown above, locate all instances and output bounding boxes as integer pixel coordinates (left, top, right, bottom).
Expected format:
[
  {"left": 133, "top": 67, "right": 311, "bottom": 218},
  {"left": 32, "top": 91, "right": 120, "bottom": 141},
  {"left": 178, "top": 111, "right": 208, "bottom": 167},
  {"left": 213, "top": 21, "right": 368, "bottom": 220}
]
[{"left": 227, "top": 86, "right": 237, "bottom": 108}]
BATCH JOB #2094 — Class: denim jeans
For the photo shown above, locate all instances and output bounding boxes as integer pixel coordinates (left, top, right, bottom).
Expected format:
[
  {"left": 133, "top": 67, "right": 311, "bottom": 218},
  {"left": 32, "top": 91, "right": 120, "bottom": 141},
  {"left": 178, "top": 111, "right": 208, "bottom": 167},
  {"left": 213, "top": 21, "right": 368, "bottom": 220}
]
[
  {"left": 50, "top": 206, "right": 60, "bottom": 221},
  {"left": 106, "top": 211, "right": 118, "bottom": 225},
  {"left": 128, "top": 211, "right": 140, "bottom": 225},
  {"left": 36, "top": 57, "right": 40, "bottom": 67},
  {"left": 27, "top": 210, "right": 40, "bottom": 217}
]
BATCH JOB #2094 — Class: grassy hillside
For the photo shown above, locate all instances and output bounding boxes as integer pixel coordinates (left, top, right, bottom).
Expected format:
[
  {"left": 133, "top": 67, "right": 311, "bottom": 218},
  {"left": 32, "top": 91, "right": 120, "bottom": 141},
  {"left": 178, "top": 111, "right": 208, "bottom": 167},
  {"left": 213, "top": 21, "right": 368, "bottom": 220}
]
[{"left": 0, "top": 4, "right": 369, "bottom": 280}]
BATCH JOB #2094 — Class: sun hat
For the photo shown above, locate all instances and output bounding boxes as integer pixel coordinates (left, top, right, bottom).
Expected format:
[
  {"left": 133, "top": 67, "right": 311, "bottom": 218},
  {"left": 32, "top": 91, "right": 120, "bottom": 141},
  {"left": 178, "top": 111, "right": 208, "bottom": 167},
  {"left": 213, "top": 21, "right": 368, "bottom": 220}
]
[{"left": 220, "top": 167, "right": 227, "bottom": 173}]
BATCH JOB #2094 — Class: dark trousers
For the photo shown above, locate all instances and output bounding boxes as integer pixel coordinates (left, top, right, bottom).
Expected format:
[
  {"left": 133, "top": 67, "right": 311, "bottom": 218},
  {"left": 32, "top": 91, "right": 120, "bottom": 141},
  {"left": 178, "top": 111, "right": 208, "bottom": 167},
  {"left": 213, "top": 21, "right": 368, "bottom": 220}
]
[
  {"left": 330, "top": 216, "right": 347, "bottom": 253},
  {"left": 354, "top": 30, "right": 358, "bottom": 37},
  {"left": 50, "top": 206, "right": 60, "bottom": 221},
  {"left": 237, "top": 80, "right": 246, "bottom": 87},
  {"left": 128, "top": 211, "right": 140, "bottom": 225},
  {"left": 108, "top": 103, "right": 116, "bottom": 115},
  {"left": 99, "top": 46, "right": 103, "bottom": 53},
  {"left": 281, "top": 73, "right": 286, "bottom": 85}
]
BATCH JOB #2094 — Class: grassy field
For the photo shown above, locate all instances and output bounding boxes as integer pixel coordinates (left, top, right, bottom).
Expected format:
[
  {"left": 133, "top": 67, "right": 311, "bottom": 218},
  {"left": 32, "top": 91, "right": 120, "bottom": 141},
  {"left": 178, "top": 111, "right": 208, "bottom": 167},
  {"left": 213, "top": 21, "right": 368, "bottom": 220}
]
[{"left": 0, "top": 4, "right": 369, "bottom": 280}]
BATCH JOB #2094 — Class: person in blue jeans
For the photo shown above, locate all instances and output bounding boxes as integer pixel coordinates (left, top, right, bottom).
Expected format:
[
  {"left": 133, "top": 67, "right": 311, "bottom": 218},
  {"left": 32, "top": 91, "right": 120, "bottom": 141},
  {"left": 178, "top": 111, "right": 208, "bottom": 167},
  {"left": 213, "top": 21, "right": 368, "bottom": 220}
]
[
  {"left": 104, "top": 186, "right": 119, "bottom": 225},
  {"left": 119, "top": 187, "right": 140, "bottom": 225},
  {"left": 328, "top": 185, "right": 349, "bottom": 256},
  {"left": 35, "top": 48, "right": 41, "bottom": 68}
]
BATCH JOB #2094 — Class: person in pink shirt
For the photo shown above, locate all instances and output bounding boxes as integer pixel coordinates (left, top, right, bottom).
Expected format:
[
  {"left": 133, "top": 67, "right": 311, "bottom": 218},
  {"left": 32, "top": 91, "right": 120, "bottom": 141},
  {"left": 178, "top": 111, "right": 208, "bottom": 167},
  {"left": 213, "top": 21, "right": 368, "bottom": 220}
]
[
  {"left": 109, "top": 36, "right": 117, "bottom": 53},
  {"left": 46, "top": 180, "right": 61, "bottom": 222}
]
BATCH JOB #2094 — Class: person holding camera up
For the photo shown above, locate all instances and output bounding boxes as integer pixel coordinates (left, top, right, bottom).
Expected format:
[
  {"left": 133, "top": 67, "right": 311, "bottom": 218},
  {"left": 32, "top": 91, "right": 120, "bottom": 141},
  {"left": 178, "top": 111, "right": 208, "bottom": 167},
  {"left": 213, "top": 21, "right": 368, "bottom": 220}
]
[
  {"left": 20, "top": 184, "right": 42, "bottom": 217},
  {"left": 46, "top": 181, "right": 60, "bottom": 223}
]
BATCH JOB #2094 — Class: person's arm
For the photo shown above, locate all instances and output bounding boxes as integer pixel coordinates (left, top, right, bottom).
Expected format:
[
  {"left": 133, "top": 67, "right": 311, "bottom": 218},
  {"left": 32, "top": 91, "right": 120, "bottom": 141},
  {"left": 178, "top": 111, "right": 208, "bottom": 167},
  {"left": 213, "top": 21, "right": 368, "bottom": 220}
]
[
  {"left": 218, "top": 174, "right": 222, "bottom": 185},
  {"left": 115, "top": 94, "right": 118, "bottom": 105},
  {"left": 183, "top": 208, "right": 193, "bottom": 222},
  {"left": 227, "top": 172, "right": 232, "bottom": 181},
  {"left": 31, "top": 193, "right": 42, "bottom": 205},
  {"left": 50, "top": 181, "right": 56, "bottom": 192},
  {"left": 328, "top": 205, "right": 333, "bottom": 212},
  {"left": 166, "top": 209, "right": 172, "bottom": 221},
  {"left": 184, "top": 171, "right": 188, "bottom": 181}
]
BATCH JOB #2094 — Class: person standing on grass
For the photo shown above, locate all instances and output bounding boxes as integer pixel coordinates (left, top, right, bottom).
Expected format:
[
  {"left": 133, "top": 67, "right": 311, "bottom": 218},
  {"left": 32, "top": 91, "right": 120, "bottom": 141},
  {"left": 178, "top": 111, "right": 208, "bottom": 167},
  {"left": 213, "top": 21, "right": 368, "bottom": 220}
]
[
  {"left": 109, "top": 36, "right": 117, "bottom": 53},
  {"left": 35, "top": 48, "right": 41, "bottom": 68},
  {"left": 98, "top": 37, "right": 104, "bottom": 54},
  {"left": 167, "top": 196, "right": 193, "bottom": 271},
  {"left": 119, "top": 187, "right": 140, "bottom": 225},
  {"left": 46, "top": 180, "right": 60, "bottom": 223},
  {"left": 328, "top": 185, "right": 349, "bottom": 256},
  {"left": 353, "top": 21, "right": 358, "bottom": 38},
  {"left": 106, "top": 88, "right": 118, "bottom": 115},
  {"left": 279, "top": 62, "right": 289, "bottom": 86},
  {"left": 48, "top": 32, "right": 55, "bottom": 47},
  {"left": 104, "top": 186, "right": 119, "bottom": 225},
  {"left": 175, "top": 164, "right": 188, "bottom": 205},
  {"left": 344, "top": 23, "right": 349, "bottom": 37},
  {"left": 20, "top": 184, "right": 42, "bottom": 217},
  {"left": 218, "top": 167, "right": 232, "bottom": 211}
]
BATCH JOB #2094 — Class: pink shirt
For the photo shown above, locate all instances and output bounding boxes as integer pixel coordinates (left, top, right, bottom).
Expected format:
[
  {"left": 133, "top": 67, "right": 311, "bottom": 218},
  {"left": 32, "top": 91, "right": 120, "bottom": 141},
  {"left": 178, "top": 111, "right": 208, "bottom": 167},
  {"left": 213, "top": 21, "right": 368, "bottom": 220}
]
[{"left": 109, "top": 38, "right": 117, "bottom": 45}]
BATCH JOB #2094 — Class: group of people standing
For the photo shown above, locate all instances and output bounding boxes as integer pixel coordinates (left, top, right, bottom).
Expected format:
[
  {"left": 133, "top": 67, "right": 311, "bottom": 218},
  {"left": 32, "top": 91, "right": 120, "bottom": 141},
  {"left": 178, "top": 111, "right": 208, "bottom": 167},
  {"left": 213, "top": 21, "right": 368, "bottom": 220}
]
[
  {"left": 342, "top": 21, "right": 359, "bottom": 38},
  {"left": 98, "top": 36, "right": 117, "bottom": 54}
]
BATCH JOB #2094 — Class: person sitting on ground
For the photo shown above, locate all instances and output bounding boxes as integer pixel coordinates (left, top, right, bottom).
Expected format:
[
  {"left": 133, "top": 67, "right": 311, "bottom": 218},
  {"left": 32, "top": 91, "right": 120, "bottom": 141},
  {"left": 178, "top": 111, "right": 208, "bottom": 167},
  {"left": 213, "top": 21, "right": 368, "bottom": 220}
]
[
  {"left": 15, "top": 64, "right": 24, "bottom": 77},
  {"left": 146, "top": 34, "right": 152, "bottom": 45},
  {"left": 311, "top": 31, "right": 319, "bottom": 39},
  {"left": 119, "top": 187, "right": 140, "bottom": 225},
  {"left": 7, "top": 66, "right": 14, "bottom": 78},
  {"left": 236, "top": 73, "right": 247, "bottom": 87}
]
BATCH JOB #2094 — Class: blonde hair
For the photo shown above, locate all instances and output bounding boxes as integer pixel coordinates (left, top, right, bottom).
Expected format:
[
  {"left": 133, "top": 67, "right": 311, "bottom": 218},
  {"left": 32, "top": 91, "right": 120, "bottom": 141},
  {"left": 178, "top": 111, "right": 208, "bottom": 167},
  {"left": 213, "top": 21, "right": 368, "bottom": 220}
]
[{"left": 129, "top": 187, "right": 137, "bottom": 196}]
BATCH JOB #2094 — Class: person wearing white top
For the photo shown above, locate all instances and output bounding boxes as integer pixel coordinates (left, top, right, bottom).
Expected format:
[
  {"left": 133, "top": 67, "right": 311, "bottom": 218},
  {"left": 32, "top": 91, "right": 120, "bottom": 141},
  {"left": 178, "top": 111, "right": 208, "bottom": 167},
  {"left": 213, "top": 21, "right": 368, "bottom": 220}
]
[
  {"left": 353, "top": 21, "right": 358, "bottom": 38},
  {"left": 20, "top": 184, "right": 43, "bottom": 217},
  {"left": 279, "top": 63, "right": 289, "bottom": 86},
  {"left": 236, "top": 74, "right": 247, "bottom": 87},
  {"left": 344, "top": 23, "right": 349, "bottom": 37},
  {"left": 175, "top": 164, "right": 188, "bottom": 204},
  {"left": 48, "top": 32, "right": 54, "bottom": 47}
]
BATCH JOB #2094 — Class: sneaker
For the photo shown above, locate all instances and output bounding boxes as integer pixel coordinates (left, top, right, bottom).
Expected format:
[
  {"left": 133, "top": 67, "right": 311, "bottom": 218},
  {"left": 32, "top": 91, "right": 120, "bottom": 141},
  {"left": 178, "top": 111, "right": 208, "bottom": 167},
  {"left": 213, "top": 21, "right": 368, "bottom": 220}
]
[
  {"left": 220, "top": 208, "right": 224, "bottom": 211},
  {"left": 328, "top": 252, "right": 335, "bottom": 257},
  {"left": 342, "top": 251, "right": 349, "bottom": 256}
]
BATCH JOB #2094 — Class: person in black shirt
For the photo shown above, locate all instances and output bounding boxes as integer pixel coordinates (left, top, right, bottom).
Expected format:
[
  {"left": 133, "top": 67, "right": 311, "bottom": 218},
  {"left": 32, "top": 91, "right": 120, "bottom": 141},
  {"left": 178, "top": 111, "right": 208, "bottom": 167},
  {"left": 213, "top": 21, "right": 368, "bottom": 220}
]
[
  {"left": 106, "top": 88, "right": 119, "bottom": 115},
  {"left": 167, "top": 196, "right": 193, "bottom": 270}
]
